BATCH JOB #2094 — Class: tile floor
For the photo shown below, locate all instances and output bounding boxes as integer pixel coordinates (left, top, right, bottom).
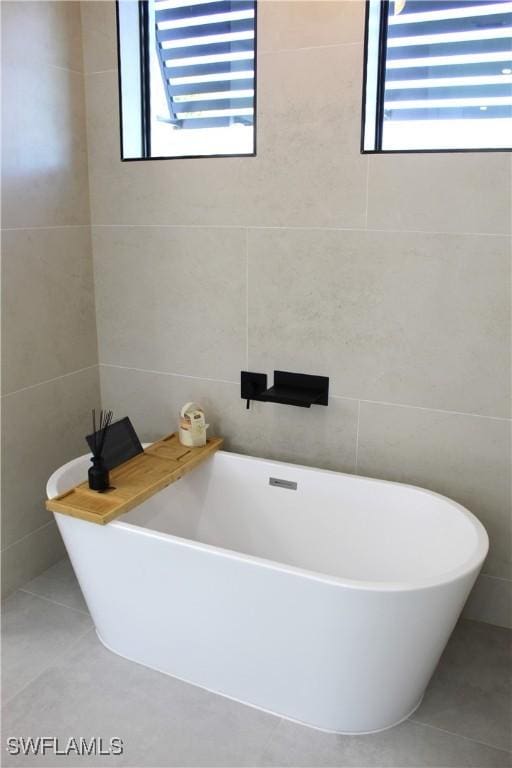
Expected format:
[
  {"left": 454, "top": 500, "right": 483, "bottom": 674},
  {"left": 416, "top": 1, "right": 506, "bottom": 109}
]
[{"left": 2, "top": 559, "right": 511, "bottom": 767}]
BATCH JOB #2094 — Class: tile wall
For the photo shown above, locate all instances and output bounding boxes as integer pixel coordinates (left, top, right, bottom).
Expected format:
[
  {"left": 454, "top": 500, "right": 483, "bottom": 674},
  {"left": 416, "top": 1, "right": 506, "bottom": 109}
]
[
  {"left": 1, "top": 2, "right": 100, "bottom": 596},
  {"left": 71, "top": 1, "right": 512, "bottom": 626}
]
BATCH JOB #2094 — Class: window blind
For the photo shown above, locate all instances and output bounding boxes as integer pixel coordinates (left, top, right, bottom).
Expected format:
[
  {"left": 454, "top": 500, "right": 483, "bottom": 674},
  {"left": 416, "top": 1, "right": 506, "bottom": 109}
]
[
  {"left": 384, "top": 0, "right": 512, "bottom": 123},
  {"left": 154, "top": 0, "right": 256, "bottom": 129}
]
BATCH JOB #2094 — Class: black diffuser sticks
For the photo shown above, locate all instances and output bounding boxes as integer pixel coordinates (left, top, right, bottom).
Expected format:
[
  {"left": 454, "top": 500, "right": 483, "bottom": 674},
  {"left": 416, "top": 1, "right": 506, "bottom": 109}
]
[{"left": 88, "top": 409, "right": 114, "bottom": 492}]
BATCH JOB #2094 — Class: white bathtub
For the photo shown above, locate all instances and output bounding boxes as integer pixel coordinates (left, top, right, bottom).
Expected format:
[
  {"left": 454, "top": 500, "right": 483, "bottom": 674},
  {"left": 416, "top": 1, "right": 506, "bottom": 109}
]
[{"left": 47, "top": 449, "right": 488, "bottom": 734}]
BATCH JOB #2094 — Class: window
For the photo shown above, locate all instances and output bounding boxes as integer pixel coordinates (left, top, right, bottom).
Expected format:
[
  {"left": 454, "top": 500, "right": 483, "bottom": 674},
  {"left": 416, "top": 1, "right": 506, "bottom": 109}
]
[
  {"left": 117, "top": 0, "right": 257, "bottom": 160},
  {"left": 362, "top": 0, "right": 512, "bottom": 152}
]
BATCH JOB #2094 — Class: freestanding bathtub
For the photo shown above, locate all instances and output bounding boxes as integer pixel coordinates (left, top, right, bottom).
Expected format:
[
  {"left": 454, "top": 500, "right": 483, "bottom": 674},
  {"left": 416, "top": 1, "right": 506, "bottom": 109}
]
[{"left": 47, "top": 448, "right": 488, "bottom": 734}]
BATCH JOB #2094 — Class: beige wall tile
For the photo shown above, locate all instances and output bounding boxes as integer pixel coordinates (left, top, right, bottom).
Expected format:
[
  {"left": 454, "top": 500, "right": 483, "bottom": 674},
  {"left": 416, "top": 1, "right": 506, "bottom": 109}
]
[
  {"left": 1, "top": 0, "right": 97, "bottom": 596},
  {"left": 80, "top": 0, "right": 365, "bottom": 74},
  {"left": 238, "top": 394, "right": 358, "bottom": 472},
  {"left": 93, "top": 226, "right": 246, "bottom": 380},
  {"left": 1, "top": 64, "right": 90, "bottom": 227},
  {"left": 248, "top": 228, "right": 510, "bottom": 418},
  {"left": 100, "top": 365, "right": 241, "bottom": 445},
  {"left": 367, "top": 154, "right": 511, "bottom": 235},
  {"left": 84, "top": 70, "right": 254, "bottom": 225},
  {"left": 463, "top": 574, "right": 512, "bottom": 630},
  {"left": 1, "top": 1, "right": 84, "bottom": 72},
  {"left": 81, "top": 1, "right": 117, "bottom": 74},
  {"left": 258, "top": 0, "right": 365, "bottom": 52},
  {"left": 2, "top": 228, "right": 98, "bottom": 394},
  {"left": 85, "top": 48, "right": 367, "bottom": 228},
  {"left": 357, "top": 402, "right": 511, "bottom": 581},
  {"left": 258, "top": 42, "right": 363, "bottom": 156},
  {"left": 79, "top": 0, "right": 366, "bottom": 76},
  {"left": 99, "top": 365, "right": 358, "bottom": 473},
  {"left": 80, "top": 0, "right": 510, "bottom": 630},
  {"left": 1, "top": 367, "right": 100, "bottom": 549},
  {"left": 1, "top": 522, "right": 66, "bottom": 600}
]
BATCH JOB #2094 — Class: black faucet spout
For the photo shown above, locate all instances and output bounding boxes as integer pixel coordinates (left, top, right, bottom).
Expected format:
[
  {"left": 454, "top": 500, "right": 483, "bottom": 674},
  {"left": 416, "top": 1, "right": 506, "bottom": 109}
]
[{"left": 241, "top": 370, "right": 329, "bottom": 409}]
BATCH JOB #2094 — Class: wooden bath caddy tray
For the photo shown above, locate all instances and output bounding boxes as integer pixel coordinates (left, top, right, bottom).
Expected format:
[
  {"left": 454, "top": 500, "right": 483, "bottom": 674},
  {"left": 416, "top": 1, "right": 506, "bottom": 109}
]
[{"left": 46, "top": 433, "right": 223, "bottom": 525}]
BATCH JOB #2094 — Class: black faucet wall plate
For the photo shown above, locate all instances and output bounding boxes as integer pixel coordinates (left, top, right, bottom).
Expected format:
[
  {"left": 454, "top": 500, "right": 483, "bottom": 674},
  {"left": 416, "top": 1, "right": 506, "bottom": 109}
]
[{"left": 241, "top": 370, "right": 329, "bottom": 408}]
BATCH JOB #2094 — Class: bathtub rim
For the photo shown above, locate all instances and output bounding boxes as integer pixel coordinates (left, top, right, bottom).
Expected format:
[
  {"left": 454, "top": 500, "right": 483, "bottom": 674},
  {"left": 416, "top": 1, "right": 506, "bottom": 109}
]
[{"left": 49, "top": 448, "right": 489, "bottom": 594}]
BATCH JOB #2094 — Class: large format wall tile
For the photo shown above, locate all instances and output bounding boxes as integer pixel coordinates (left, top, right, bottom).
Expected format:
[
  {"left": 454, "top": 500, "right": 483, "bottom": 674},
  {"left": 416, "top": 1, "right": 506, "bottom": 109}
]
[
  {"left": 1, "top": 1, "right": 98, "bottom": 598},
  {"left": 1, "top": 367, "right": 100, "bottom": 550},
  {"left": 93, "top": 226, "right": 246, "bottom": 381},
  {"left": 100, "top": 365, "right": 358, "bottom": 473},
  {"left": 84, "top": 70, "right": 247, "bottom": 225},
  {"left": 367, "top": 154, "right": 512, "bottom": 235},
  {"left": 258, "top": 0, "right": 365, "bottom": 52},
  {"left": 85, "top": 44, "right": 367, "bottom": 228},
  {"left": 81, "top": 1, "right": 360, "bottom": 77},
  {"left": 100, "top": 365, "right": 244, "bottom": 446},
  {"left": 238, "top": 395, "right": 358, "bottom": 472},
  {"left": 1, "top": 1, "right": 83, "bottom": 72},
  {"left": 2, "top": 227, "right": 98, "bottom": 393},
  {"left": 1, "top": 63, "right": 90, "bottom": 227},
  {"left": 258, "top": 43, "right": 363, "bottom": 157},
  {"left": 357, "top": 402, "right": 511, "bottom": 580},
  {"left": 80, "top": 0, "right": 117, "bottom": 74},
  {"left": 248, "top": 228, "right": 510, "bottom": 418},
  {"left": 81, "top": 0, "right": 511, "bottom": 630}
]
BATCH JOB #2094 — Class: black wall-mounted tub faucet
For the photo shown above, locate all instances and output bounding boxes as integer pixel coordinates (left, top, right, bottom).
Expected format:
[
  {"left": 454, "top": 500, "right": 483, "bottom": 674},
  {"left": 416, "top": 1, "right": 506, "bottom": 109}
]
[{"left": 241, "top": 370, "right": 329, "bottom": 409}]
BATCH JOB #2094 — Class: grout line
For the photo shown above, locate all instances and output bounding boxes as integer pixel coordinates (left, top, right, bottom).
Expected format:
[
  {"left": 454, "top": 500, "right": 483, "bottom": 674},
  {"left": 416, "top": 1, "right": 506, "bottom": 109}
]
[
  {"left": 408, "top": 718, "right": 512, "bottom": 755},
  {"left": 258, "top": 41, "right": 364, "bottom": 55},
  {"left": 89, "top": 223, "right": 511, "bottom": 238},
  {"left": 85, "top": 68, "right": 118, "bottom": 76},
  {"left": 99, "top": 363, "right": 238, "bottom": 386},
  {"left": 1, "top": 623, "right": 94, "bottom": 708},
  {"left": 18, "top": 589, "right": 90, "bottom": 617},
  {"left": 477, "top": 573, "right": 512, "bottom": 583},
  {"left": 334, "top": 395, "right": 512, "bottom": 423},
  {"left": 98, "top": 364, "right": 511, "bottom": 423},
  {"left": 246, "top": 229, "right": 250, "bottom": 370},
  {"left": 51, "top": 64, "right": 84, "bottom": 76},
  {"left": 1, "top": 364, "right": 99, "bottom": 399},
  {"left": 81, "top": 64, "right": 95, "bottom": 245},
  {"left": 1, "top": 521, "right": 55, "bottom": 554},
  {"left": 364, "top": 156, "right": 370, "bottom": 229},
  {"left": 354, "top": 400, "right": 361, "bottom": 474},
  {"left": 1, "top": 224, "right": 90, "bottom": 232},
  {"left": 462, "top": 615, "right": 512, "bottom": 630},
  {"left": 91, "top": 223, "right": 247, "bottom": 231}
]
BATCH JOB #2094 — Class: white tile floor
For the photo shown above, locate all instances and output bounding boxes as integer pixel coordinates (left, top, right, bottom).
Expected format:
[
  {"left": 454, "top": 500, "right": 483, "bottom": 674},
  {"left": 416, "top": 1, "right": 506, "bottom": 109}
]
[{"left": 2, "top": 559, "right": 511, "bottom": 767}]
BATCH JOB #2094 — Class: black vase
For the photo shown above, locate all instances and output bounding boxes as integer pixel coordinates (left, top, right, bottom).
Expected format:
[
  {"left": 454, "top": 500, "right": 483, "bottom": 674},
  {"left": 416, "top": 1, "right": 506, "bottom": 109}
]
[{"left": 88, "top": 456, "right": 110, "bottom": 492}]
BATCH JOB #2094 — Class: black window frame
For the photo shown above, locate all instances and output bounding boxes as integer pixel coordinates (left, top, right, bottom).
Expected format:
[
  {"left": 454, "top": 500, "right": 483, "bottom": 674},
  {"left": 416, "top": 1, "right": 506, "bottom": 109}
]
[
  {"left": 361, "top": 0, "right": 512, "bottom": 155},
  {"left": 116, "top": 0, "right": 258, "bottom": 162}
]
